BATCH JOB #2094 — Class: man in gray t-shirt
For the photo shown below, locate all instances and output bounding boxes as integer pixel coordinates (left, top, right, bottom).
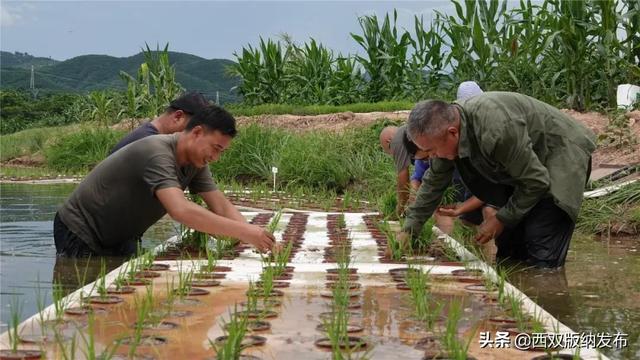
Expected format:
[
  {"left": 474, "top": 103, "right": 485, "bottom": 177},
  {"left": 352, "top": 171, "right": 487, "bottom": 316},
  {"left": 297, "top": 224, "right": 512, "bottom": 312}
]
[
  {"left": 54, "top": 105, "right": 275, "bottom": 257},
  {"left": 379, "top": 125, "right": 428, "bottom": 217}
]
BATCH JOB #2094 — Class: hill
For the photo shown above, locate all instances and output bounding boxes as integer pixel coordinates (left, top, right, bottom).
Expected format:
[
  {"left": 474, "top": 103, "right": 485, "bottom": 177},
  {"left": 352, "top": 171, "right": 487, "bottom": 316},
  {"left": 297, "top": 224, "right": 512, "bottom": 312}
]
[{"left": 0, "top": 51, "right": 240, "bottom": 103}]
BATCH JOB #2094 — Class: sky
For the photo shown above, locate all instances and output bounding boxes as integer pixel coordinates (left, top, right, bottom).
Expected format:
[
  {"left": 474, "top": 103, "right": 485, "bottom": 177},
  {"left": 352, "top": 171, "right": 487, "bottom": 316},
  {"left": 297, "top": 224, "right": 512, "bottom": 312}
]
[{"left": 0, "top": 1, "right": 457, "bottom": 61}]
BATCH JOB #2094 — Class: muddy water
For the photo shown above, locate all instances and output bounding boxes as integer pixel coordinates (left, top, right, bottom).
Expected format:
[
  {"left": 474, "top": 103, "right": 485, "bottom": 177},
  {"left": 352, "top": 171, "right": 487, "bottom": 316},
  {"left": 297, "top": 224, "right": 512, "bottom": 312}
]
[
  {"left": 12, "top": 270, "right": 542, "bottom": 359},
  {"left": 0, "top": 183, "right": 178, "bottom": 333},
  {"left": 2, "top": 183, "right": 639, "bottom": 359},
  {"left": 507, "top": 234, "right": 640, "bottom": 360}
]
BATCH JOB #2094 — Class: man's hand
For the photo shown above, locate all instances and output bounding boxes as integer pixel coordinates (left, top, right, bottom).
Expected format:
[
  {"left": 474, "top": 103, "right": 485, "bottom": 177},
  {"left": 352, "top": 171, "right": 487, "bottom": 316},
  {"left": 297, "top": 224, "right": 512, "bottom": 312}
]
[
  {"left": 245, "top": 225, "right": 276, "bottom": 253},
  {"left": 436, "top": 204, "right": 460, "bottom": 217},
  {"left": 475, "top": 207, "right": 504, "bottom": 244}
]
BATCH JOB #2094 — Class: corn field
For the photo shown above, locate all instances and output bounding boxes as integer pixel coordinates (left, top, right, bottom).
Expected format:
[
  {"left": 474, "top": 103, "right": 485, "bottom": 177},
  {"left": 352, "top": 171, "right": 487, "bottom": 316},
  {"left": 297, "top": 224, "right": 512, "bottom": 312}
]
[{"left": 230, "top": 0, "right": 640, "bottom": 111}]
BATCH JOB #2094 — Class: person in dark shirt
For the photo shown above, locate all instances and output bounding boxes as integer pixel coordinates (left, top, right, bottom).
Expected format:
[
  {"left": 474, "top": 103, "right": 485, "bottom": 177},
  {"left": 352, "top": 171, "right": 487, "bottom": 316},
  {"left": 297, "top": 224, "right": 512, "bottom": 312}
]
[{"left": 110, "top": 92, "right": 209, "bottom": 154}]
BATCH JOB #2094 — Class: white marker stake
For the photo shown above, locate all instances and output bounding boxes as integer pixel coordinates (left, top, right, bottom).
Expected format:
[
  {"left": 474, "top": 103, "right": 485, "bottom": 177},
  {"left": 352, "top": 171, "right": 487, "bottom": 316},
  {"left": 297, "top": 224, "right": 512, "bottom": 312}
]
[{"left": 271, "top": 166, "right": 278, "bottom": 192}]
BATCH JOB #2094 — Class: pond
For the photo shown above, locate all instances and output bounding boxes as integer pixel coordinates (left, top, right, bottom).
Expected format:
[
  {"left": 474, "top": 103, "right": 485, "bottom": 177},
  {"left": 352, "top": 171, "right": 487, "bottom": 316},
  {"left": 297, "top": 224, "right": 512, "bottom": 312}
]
[
  {"left": 0, "top": 183, "right": 177, "bottom": 335},
  {"left": 0, "top": 183, "right": 638, "bottom": 359}
]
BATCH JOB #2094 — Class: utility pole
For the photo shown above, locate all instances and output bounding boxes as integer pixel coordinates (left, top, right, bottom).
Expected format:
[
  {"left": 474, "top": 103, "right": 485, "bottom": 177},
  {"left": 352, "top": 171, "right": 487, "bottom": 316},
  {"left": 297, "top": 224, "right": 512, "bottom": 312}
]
[
  {"left": 29, "top": 65, "right": 39, "bottom": 99},
  {"left": 216, "top": 91, "right": 219, "bottom": 105}
]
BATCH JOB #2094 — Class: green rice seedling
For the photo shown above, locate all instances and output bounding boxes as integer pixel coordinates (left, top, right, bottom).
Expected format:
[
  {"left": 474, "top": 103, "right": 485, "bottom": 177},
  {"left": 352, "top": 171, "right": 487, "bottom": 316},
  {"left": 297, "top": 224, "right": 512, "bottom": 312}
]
[
  {"left": 52, "top": 281, "right": 71, "bottom": 323},
  {"left": 34, "top": 275, "right": 49, "bottom": 334},
  {"left": 215, "top": 235, "right": 239, "bottom": 258},
  {"left": 245, "top": 281, "right": 260, "bottom": 313},
  {"left": 267, "top": 209, "right": 283, "bottom": 234},
  {"left": 112, "top": 262, "right": 131, "bottom": 291},
  {"left": 384, "top": 229, "right": 405, "bottom": 261},
  {"left": 164, "top": 277, "right": 177, "bottom": 314},
  {"left": 129, "top": 293, "right": 152, "bottom": 357},
  {"left": 74, "top": 259, "right": 93, "bottom": 304},
  {"left": 6, "top": 297, "right": 23, "bottom": 353},
  {"left": 505, "top": 294, "right": 534, "bottom": 333},
  {"left": 259, "top": 266, "right": 275, "bottom": 298},
  {"left": 54, "top": 328, "right": 77, "bottom": 360},
  {"left": 272, "top": 240, "right": 293, "bottom": 276},
  {"left": 95, "top": 259, "right": 110, "bottom": 300},
  {"left": 174, "top": 267, "right": 195, "bottom": 299},
  {"left": 79, "top": 312, "right": 120, "bottom": 360},
  {"left": 211, "top": 305, "right": 249, "bottom": 360},
  {"left": 404, "top": 265, "right": 441, "bottom": 329},
  {"left": 440, "top": 299, "right": 473, "bottom": 360},
  {"left": 202, "top": 245, "right": 219, "bottom": 273}
]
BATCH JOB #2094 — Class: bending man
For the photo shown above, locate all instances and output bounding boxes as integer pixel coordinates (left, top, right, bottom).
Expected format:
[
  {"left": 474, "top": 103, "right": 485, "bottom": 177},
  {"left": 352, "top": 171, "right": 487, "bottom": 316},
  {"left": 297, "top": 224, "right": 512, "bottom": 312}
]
[
  {"left": 402, "top": 92, "right": 595, "bottom": 268},
  {"left": 54, "top": 105, "right": 275, "bottom": 257}
]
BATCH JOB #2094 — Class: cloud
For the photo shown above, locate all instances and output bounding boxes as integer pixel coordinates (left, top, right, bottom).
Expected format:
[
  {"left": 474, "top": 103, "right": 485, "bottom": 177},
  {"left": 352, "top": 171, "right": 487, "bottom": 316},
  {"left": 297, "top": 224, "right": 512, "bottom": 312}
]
[{"left": 1, "top": 5, "right": 23, "bottom": 27}]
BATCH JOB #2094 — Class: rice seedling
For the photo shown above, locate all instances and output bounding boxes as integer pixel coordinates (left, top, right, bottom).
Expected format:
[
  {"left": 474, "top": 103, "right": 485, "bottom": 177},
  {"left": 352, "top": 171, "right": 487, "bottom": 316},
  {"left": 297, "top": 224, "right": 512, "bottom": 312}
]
[
  {"left": 79, "top": 312, "right": 121, "bottom": 360},
  {"left": 6, "top": 297, "right": 23, "bottom": 353},
  {"left": 52, "top": 280, "right": 71, "bottom": 323},
  {"left": 34, "top": 278, "right": 49, "bottom": 337},
  {"left": 440, "top": 299, "right": 473, "bottom": 360},
  {"left": 267, "top": 209, "right": 283, "bottom": 234},
  {"left": 54, "top": 328, "right": 77, "bottom": 360},
  {"left": 112, "top": 262, "right": 131, "bottom": 290},
  {"left": 404, "top": 265, "right": 441, "bottom": 329},
  {"left": 174, "top": 266, "right": 195, "bottom": 299},
  {"left": 383, "top": 227, "right": 405, "bottom": 261},
  {"left": 214, "top": 235, "right": 239, "bottom": 258},
  {"left": 128, "top": 292, "right": 153, "bottom": 357},
  {"left": 201, "top": 244, "right": 219, "bottom": 273},
  {"left": 95, "top": 259, "right": 110, "bottom": 300},
  {"left": 272, "top": 240, "right": 293, "bottom": 276},
  {"left": 163, "top": 277, "right": 177, "bottom": 314},
  {"left": 259, "top": 266, "right": 275, "bottom": 299},
  {"left": 210, "top": 305, "right": 249, "bottom": 360}
]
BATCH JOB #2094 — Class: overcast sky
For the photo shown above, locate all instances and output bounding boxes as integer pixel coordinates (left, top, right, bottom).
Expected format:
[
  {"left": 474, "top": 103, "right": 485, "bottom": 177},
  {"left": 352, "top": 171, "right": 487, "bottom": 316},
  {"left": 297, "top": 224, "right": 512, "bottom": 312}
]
[{"left": 1, "top": 1, "right": 458, "bottom": 61}]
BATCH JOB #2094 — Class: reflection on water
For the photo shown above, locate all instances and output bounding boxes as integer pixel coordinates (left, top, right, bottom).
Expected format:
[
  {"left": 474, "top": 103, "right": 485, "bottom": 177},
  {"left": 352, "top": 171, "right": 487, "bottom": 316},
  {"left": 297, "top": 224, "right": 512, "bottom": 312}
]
[
  {"left": 1, "top": 184, "right": 639, "bottom": 358},
  {"left": 506, "top": 234, "right": 640, "bottom": 360},
  {"left": 0, "top": 183, "right": 177, "bottom": 332}
]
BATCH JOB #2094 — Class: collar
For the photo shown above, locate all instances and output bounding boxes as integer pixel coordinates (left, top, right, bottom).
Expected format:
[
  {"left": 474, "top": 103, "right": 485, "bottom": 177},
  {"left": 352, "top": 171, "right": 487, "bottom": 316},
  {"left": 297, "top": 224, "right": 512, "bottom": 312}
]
[{"left": 454, "top": 104, "right": 471, "bottom": 159}]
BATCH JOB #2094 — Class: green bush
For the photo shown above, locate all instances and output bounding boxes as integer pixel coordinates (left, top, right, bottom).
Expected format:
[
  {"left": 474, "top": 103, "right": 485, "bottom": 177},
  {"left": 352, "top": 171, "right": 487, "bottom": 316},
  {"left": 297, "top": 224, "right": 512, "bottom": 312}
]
[{"left": 45, "top": 127, "right": 125, "bottom": 172}]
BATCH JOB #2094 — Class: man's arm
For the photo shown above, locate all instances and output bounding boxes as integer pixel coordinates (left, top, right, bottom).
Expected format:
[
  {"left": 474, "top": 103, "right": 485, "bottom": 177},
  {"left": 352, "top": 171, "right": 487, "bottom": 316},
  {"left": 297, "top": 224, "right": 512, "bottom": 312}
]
[
  {"left": 396, "top": 167, "right": 410, "bottom": 216},
  {"left": 199, "top": 190, "right": 246, "bottom": 223},
  {"left": 402, "top": 159, "right": 454, "bottom": 237},
  {"left": 156, "top": 187, "right": 274, "bottom": 252}
]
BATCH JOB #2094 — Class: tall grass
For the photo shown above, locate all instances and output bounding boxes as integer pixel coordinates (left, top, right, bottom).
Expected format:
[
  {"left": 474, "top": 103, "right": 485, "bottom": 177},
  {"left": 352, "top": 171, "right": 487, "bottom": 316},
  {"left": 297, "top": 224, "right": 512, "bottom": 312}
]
[
  {"left": 211, "top": 121, "right": 394, "bottom": 195},
  {"left": 44, "top": 127, "right": 125, "bottom": 172}
]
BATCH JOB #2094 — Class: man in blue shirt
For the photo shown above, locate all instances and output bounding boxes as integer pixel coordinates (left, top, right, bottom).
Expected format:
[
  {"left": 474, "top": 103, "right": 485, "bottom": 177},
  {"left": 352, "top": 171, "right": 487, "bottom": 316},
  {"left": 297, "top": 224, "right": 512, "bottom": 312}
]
[{"left": 110, "top": 92, "right": 209, "bottom": 154}]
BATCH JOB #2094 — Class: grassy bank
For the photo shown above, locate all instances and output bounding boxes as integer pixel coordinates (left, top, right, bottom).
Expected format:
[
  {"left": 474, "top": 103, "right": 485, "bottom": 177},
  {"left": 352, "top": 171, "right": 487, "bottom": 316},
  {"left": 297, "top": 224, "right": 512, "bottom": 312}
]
[
  {"left": 1, "top": 120, "right": 397, "bottom": 198},
  {"left": 226, "top": 101, "right": 414, "bottom": 117}
]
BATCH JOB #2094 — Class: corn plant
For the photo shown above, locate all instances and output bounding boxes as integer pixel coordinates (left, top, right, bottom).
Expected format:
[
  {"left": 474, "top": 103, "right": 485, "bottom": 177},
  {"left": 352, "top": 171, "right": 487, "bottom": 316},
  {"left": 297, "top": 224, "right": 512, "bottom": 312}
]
[{"left": 351, "top": 10, "right": 412, "bottom": 101}]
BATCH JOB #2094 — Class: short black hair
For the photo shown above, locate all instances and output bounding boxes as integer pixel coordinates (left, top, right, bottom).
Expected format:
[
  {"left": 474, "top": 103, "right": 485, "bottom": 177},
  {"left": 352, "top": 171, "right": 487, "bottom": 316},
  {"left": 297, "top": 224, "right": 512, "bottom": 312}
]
[
  {"left": 166, "top": 92, "right": 209, "bottom": 115},
  {"left": 185, "top": 104, "right": 237, "bottom": 137}
]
